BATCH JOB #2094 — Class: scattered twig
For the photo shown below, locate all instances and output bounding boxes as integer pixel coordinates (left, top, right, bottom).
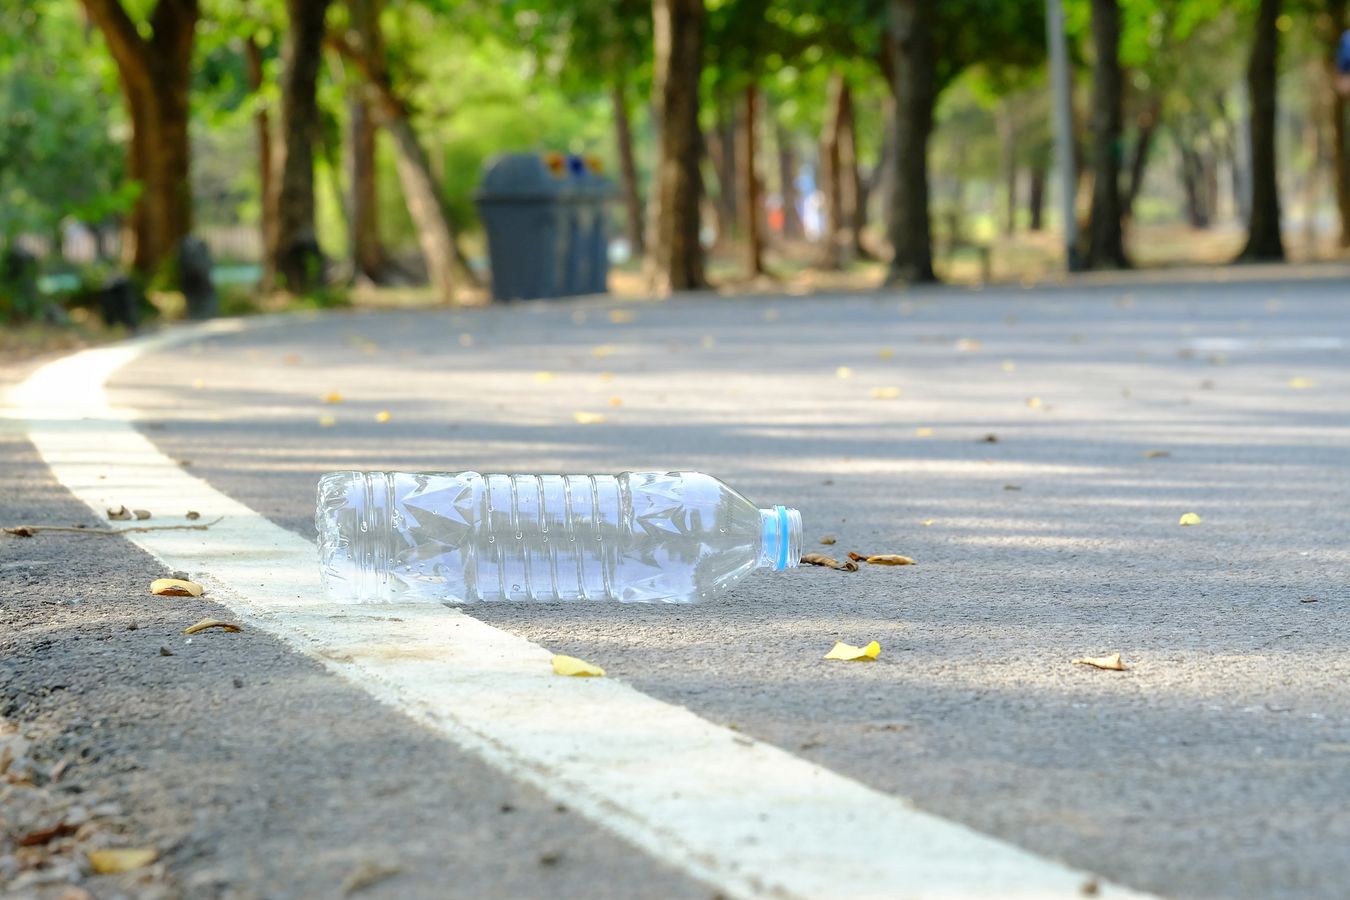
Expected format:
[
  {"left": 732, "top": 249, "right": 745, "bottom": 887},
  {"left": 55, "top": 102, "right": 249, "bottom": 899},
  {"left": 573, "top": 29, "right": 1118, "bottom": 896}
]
[{"left": 3, "top": 517, "right": 223, "bottom": 538}]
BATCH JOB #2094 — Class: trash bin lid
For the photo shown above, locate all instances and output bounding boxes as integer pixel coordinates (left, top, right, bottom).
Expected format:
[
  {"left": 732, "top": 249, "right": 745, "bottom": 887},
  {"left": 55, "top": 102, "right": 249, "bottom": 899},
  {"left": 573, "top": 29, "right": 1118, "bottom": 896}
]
[{"left": 475, "top": 153, "right": 573, "bottom": 202}]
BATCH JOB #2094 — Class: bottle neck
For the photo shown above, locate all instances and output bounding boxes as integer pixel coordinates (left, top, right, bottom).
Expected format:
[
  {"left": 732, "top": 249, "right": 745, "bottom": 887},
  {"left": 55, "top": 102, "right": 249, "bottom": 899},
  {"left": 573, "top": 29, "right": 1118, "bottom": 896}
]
[{"left": 758, "top": 506, "right": 803, "bottom": 571}]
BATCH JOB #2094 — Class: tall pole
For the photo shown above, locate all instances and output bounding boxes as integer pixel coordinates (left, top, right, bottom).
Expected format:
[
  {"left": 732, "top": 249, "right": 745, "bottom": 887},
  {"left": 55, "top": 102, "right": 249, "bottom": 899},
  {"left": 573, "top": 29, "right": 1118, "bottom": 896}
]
[{"left": 1046, "top": 0, "right": 1081, "bottom": 271}]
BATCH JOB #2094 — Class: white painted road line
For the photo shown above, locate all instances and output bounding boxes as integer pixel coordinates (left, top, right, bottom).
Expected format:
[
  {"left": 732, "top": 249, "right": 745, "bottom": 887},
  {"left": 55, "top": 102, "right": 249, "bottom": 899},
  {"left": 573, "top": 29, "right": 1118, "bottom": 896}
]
[{"left": 7, "top": 322, "right": 1156, "bottom": 900}]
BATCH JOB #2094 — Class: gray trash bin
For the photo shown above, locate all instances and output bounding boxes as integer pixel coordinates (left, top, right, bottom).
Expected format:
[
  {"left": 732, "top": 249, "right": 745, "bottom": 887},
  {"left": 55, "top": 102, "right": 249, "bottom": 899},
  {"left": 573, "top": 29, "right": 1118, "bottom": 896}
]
[
  {"left": 475, "top": 153, "right": 615, "bottom": 301},
  {"left": 474, "top": 154, "right": 571, "bottom": 301},
  {"left": 566, "top": 157, "right": 616, "bottom": 296}
]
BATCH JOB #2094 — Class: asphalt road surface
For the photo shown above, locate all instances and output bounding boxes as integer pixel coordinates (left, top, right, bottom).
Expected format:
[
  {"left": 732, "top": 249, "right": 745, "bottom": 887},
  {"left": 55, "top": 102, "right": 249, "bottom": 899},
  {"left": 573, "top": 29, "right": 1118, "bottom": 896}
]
[{"left": 4, "top": 270, "right": 1349, "bottom": 899}]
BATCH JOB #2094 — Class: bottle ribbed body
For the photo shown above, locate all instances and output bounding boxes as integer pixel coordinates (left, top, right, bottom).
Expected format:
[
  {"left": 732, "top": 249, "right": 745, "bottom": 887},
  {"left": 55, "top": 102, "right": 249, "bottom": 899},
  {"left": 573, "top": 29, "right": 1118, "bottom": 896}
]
[{"left": 316, "top": 471, "right": 801, "bottom": 604}]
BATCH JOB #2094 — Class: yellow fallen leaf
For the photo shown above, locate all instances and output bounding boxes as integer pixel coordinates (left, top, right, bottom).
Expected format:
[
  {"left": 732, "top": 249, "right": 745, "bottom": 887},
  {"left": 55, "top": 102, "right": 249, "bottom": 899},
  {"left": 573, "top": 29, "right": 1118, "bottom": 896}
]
[
  {"left": 573, "top": 411, "right": 606, "bottom": 425},
  {"left": 599, "top": 371, "right": 614, "bottom": 382},
  {"left": 835, "top": 366, "right": 854, "bottom": 379},
  {"left": 318, "top": 414, "right": 338, "bottom": 427},
  {"left": 608, "top": 309, "right": 635, "bottom": 324},
  {"left": 1026, "top": 396, "right": 1043, "bottom": 409},
  {"left": 877, "top": 347, "right": 894, "bottom": 360},
  {"left": 871, "top": 386, "right": 901, "bottom": 400},
  {"left": 533, "top": 371, "right": 555, "bottom": 383},
  {"left": 863, "top": 554, "right": 915, "bottom": 566},
  {"left": 375, "top": 410, "right": 392, "bottom": 423},
  {"left": 552, "top": 654, "right": 604, "bottom": 677},
  {"left": 915, "top": 427, "right": 933, "bottom": 437},
  {"left": 322, "top": 392, "right": 344, "bottom": 404},
  {"left": 921, "top": 519, "right": 935, "bottom": 526},
  {"left": 955, "top": 338, "right": 982, "bottom": 352},
  {"left": 1072, "top": 653, "right": 1127, "bottom": 671},
  {"left": 183, "top": 618, "right": 240, "bottom": 634},
  {"left": 1178, "top": 512, "right": 1203, "bottom": 526},
  {"left": 824, "top": 640, "right": 881, "bottom": 661},
  {"left": 283, "top": 353, "right": 301, "bottom": 365},
  {"left": 607, "top": 396, "right": 623, "bottom": 407},
  {"left": 88, "top": 847, "right": 157, "bottom": 874},
  {"left": 150, "top": 578, "right": 204, "bottom": 597},
  {"left": 192, "top": 378, "right": 206, "bottom": 390},
  {"left": 1287, "top": 377, "right": 1315, "bottom": 389}
]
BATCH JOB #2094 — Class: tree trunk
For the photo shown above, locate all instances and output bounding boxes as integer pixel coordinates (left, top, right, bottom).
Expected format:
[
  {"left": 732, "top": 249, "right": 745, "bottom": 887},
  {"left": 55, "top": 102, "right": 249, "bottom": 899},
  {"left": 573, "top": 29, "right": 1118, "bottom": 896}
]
[
  {"left": 1028, "top": 162, "right": 1047, "bottom": 231},
  {"left": 272, "top": 0, "right": 331, "bottom": 293},
  {"left": 737, "top": 84, "right": 765, "bottom": 277},
  {"left": 1084, "top": 0, "right": 1129, "bottom": 269},
  {"left": 245, "top": 36, "right": 274, "bottom": 277},
  {"left": 839, "top": 80, "right": 868, "bottom": 259},
  {"left": 819, "top": 72, "right": 846, "bottom": 268},
  {"left": 349, "top": 91, "right": 385, "bottom": 281},
  {"left": 1239, "top": 0, "right": 1285, "bottom": 261},
  {"left": 998, "top": 104, "right": 1018, "bottom": 235},
  {"left": 1323, "top": 0, "right": 1350, "bottom": 248},
  {"left": 384, "top": 117, "right": 461, "bottom": 302},
  {"left": 611, "top": 79, "right": 646, "bottom": 258},
  {"left": 340, "top": 0, "right": 473, "bottom": 301},
  {"left": 883, "top": 0, "right": 937, "bottom": 285},
  {"left": 1178, "top": 137, "right": 1211, "bottom": 229},
  {"left": 707, "top": 105, "right": 737, "bottom": 243},
  {"left": 775, "top": 121, "right": 803, "bottom": 239},
  {"left": 1123, "top": 99, "right": 1159, "bottom": 221},
  {"left": 646, "top": 0, "right": 707, "bottom": 293},
  {"left": 80, "top": 0, "right": 197, "bottom": 278}
]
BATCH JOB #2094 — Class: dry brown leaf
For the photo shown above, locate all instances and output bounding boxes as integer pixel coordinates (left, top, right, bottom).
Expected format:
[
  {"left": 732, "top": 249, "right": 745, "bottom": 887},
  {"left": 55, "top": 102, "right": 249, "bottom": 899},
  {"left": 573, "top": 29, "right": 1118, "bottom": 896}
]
[
  {"left": 4, "top": 526, "right": 34, "bottom": 537},
  {"left": 107, "top": 506, "right": 132, "bottom": 521},
  {"left": 133, "top": 509, "right": 151, "bottom": 521},
  {"left": 980, "top": 433, "right": 999, "bottom": 443},
  {"left": 151, "top": 578, "right": 204, "bottom": 597},
  {"left": 183, "top": 619, "right": 240, "bottom": 635},
  {"left": 88, "top": 847, "right": 157, "bottom": 874},
  {"left": 186, "top": 511, "right": 201, "bottom": 520},
  {"left": 342, "top": 861, "right": 403, "bottom": 896},
  {"left": 1143, "top": 450, "right": 1171, "bottom": 459},
  {"left": 818, "top": 536, "right": 837, "bottom": 545},
  {"left": 1004, "top": 484, "right": 1022, "bottom": 491},
  {"left": 801, "top": 553, "right": 859, "bottom": 572},
  {"left": 1072, "top": 653, "right": 1127, "bottom": 671},
  {"left": 955, "top": 338, "right": 983, "bottom": 352},
  {"left": 863, "top": 554, "right": 916, "bottom": 566},
  {"left": 17, "top": 820, "right": 79, "bottom": 847}
]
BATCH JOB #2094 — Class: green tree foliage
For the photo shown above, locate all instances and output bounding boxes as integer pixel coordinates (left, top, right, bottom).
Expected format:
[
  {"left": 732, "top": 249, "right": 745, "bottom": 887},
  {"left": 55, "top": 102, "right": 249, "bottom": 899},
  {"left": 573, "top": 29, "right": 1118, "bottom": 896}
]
[{"left": 0, "top": 2, "right": 131, "bottom": 244}]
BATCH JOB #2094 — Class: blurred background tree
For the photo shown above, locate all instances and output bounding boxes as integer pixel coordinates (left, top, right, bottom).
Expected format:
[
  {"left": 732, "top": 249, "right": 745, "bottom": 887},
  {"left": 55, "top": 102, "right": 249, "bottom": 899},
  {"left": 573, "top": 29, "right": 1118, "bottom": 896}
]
[{"left": 2, "top": 0, "right": 1349, "bottom": 322}]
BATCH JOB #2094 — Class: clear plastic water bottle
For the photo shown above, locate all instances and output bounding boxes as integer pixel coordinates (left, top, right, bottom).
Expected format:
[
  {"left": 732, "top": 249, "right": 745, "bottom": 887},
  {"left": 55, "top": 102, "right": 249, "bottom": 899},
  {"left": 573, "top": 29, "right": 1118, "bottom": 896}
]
[{"left": 316, "top": 471, "right": 803, "bottom": 604}]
